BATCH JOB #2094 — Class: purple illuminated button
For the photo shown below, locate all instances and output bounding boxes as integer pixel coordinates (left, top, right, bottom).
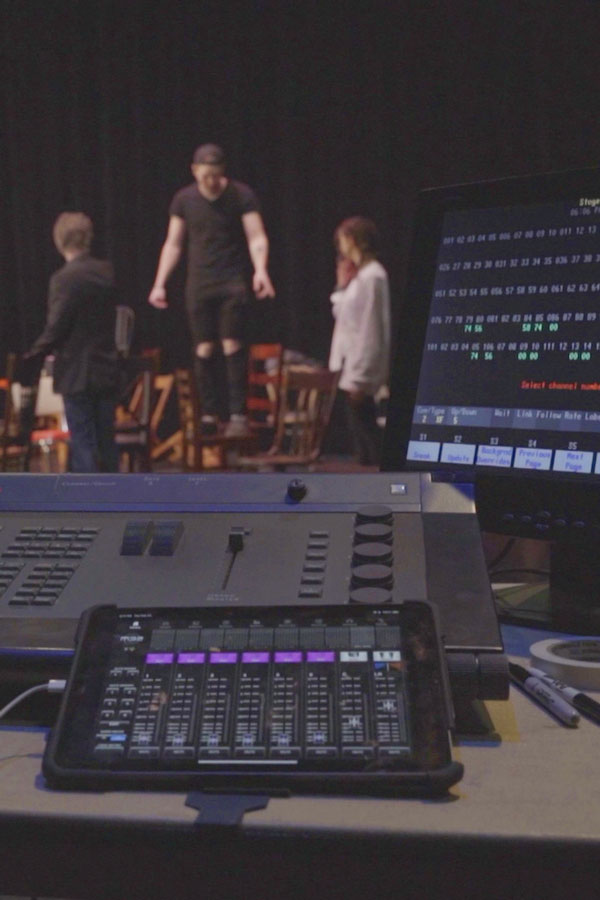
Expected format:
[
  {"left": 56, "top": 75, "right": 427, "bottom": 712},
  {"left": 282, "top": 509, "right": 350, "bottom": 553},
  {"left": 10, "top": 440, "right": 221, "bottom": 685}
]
[
  {"left": 275, "top": 651, "right": 303, "bottom": 664},
  {"left": 177, "top": 652, "right": 206, "bottom": 664},
  {"left": 145, "top": 653, "right": 174, "bottom": 664},
  {"left": 242, "top": 652, "right": 270, "bottom": 663},
  {"left": 306, "top": 651, "right": 335, "bottom": 663},
  {"left": 210, "top": 652, "right": 238, "bottom": 664}
]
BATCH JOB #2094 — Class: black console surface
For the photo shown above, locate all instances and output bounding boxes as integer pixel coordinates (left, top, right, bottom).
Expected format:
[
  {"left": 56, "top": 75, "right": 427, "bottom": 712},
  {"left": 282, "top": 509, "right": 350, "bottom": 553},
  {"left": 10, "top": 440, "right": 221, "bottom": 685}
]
[{"left": 0, "top": 472, "right": 505, "bottom": 700}]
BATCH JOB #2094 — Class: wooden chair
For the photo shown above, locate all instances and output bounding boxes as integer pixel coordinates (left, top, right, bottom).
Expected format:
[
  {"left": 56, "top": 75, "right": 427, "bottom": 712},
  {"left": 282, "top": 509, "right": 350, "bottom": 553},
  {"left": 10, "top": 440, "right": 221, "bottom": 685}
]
[
  {"left": 0, "top": 353, "right": 38, "bottom": 471},
  {"left": 237, "top": 366, "right": 340, "bottom": 471},
  {"left": 115, "top": 305, "right": 135, "bottom": 357},
  {"left": 246, "top": 343, "right": 283, "bottom": 447},
  {"left": 114, "top": 357, "right": 154, "bottom": 471},
  {"left": 148, "top": 373, "right": 177, "bottom": 463},
  {"left": 141, "top": 346, "right": 162, "bottom": 374},
  {"left": 27, "top": 364, "right": 70, "bottom": 471},
  {"left": 174, "top": 368, "right": 257, "bottom": 470},
  {"left": 30, "top": 429, "right": 70, "bottom": 471}
]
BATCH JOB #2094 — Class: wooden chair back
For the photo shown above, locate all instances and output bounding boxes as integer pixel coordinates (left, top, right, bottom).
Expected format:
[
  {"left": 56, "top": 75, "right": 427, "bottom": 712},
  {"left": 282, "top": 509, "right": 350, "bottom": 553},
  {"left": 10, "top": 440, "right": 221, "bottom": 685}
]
[
  {"left": 149, "top": 374, "right": 174, "bottom": 451},
  {"left": 246, "top": 343, "right": 283, "bottom": 441},
  {"left": 173, "top": 368, "right": 200, "bottom": 469},
  {"left": 115, "top": 305, "right": 135, "bottom": 357},
  {"left": 173, "top": 368, "right": 258, "bottom": 470},
  {"left": 273, "top": 366, "right": 340, "bottom": 461},
  {"left": 114, "top": 356, "right": 154, "bottom": 471},
  {"left": 237, "top": 366, "right": 340, "bottom": 470},
  {"left": 0, "top": 353, "right": 38, "bottom": 471}
]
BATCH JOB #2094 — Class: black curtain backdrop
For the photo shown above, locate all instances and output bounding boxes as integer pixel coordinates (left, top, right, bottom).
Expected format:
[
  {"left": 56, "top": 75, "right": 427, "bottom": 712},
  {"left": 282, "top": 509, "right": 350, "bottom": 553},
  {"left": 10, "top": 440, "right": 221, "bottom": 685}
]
[{"left": 2, "top": 0, "right": 600, "bottom": 372}]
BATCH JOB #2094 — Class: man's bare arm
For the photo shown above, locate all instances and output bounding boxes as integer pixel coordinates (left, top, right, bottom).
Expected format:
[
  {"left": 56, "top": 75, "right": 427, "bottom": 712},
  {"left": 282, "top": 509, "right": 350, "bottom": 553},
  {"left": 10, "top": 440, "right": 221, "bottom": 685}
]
[
  {"left": 148, "top": 215, "right": 187, "bottom": 308},
  {"left": 242, "top": 211, "right": 275, "bottom": 298}
]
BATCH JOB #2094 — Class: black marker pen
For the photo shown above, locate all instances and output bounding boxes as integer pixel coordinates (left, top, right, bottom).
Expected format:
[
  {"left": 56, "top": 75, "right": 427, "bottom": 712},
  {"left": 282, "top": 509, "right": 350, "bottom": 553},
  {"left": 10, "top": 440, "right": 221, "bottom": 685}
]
[
  {"left": 508, "top": 663, "right": 580, "bottom": 727},
  {"left": 526, "top": 665, "right": 600, "bottom": 726}
]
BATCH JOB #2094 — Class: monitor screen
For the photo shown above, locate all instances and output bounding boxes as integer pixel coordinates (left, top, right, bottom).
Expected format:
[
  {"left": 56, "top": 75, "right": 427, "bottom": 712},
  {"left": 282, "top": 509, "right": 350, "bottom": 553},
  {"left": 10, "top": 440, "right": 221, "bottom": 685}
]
[{"left": 381, "top": 167, "right": 600, "bottom": 631}]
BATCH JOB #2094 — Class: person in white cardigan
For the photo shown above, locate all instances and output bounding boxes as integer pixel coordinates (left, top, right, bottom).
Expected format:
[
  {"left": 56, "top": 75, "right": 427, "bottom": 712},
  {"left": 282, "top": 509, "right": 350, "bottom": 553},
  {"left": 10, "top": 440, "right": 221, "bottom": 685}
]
[{"left": 328, "top": 216, "right": 391, "bottom": 465}]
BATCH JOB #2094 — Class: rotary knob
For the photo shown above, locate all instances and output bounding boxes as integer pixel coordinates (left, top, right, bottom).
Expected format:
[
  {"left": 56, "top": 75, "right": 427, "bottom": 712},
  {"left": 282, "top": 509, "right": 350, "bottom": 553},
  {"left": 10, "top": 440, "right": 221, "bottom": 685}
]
[
  {"left": 350, "top": 564, "right": 394, "bottom": 591},
  {"left": 352, "top": 542, "right": 393, "bottom": 567},
  {"left": 349, "top": 586, "right": 393, "bottom": 605},
  {"left": 286, "top": 478, "right": 307, "bottom": 503},
  {"left": 353, "top": 522, "right": 393, "bottom": 545},
  {"left": 355, "top": 505, "right": 393, "bottom": 526}
]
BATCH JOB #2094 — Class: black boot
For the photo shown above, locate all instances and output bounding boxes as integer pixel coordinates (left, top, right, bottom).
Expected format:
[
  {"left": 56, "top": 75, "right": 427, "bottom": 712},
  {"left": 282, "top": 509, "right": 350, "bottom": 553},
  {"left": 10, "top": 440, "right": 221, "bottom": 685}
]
[
  {"left": 193, "top": 355, "right": 220, "bottom": 418},
  {"left": 224, "top": 347, "right": 247, "bottom": 417}
]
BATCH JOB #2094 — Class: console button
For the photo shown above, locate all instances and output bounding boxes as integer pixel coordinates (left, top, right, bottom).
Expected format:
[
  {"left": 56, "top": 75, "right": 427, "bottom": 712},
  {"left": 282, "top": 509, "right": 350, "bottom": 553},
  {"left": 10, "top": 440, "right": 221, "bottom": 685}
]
[
  {"left": 247, "top": 628, "right": 273, "bottom": 649},
  {"left": 299, "top": 586, "right": 323, "bottom": 599},
  {"left": 274, "top": 628, "right": 299, "bottom": 649},
  {"left": 149, "top": 629, "right": 175, "bottom": 651},
  {"left": 223, "top": 628, "right": 249, "bottom": 650},
  {"left": 299, "top": 627, "right": 325, "bottom": 649},
  {"left": 325, "top": 627, "right": 349, "bottom": 648},
  {"left": 120, "top": 520, "right": 153, "bottom": 556},
  {"left": 349, "top": 626, "right": 376, "bottom": 648},
  {"left": 149, "top": 520, "right": 183, "bottom": 556}
]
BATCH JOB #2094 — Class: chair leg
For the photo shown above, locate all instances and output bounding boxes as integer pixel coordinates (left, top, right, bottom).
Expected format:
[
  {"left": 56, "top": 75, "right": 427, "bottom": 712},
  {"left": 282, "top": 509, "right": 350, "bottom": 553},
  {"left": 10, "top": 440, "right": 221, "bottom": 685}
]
[
  {"left": 40, "top": 444, "right": 52, "bottom": 473},
  {"left": 56, "top": 441, "right": 70, "bottom": 472}
]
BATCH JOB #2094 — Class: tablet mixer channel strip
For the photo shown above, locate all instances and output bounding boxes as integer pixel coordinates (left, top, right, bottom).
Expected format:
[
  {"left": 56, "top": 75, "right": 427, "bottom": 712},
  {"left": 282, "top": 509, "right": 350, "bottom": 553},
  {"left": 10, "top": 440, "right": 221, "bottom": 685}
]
[{"left": 92, "top": 618, "right": 409, "bottom": 765}]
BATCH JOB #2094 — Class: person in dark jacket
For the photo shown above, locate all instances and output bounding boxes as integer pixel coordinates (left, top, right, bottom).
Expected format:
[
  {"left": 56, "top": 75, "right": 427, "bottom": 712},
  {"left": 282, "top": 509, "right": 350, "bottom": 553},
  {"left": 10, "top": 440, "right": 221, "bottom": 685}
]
[{"left": 27, "top": 212, "right": 119, "bottom": 472}]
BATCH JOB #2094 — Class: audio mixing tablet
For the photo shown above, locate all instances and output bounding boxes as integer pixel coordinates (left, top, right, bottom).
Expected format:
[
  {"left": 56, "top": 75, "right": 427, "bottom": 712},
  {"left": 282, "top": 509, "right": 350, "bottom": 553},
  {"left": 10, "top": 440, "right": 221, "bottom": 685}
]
[{"left": 42, "top": 601, "right": 463, "bottom": 796}]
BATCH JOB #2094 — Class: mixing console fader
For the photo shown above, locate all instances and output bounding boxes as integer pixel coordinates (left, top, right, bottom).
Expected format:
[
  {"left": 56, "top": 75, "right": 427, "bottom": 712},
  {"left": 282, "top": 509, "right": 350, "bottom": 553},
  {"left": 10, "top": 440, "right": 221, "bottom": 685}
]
[{"left": 0, "top": 472, "right": 507, "bottom": 701}]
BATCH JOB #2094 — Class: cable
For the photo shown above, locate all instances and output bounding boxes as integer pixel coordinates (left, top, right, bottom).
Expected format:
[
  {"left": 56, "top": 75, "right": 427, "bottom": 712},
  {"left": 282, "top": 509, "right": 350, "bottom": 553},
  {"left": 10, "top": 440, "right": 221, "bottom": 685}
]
[
  {"left": 494, "top": 594, "right": 550, "bottom": 616},
  {"left": 0, "top": 679, "right": 66, "bottom": 721},
  {"left": 489, "top": 566, "right": 550, "bottom": 579},
  {"left": 485, "top": 536, "right": 517, "bottom": 572}
]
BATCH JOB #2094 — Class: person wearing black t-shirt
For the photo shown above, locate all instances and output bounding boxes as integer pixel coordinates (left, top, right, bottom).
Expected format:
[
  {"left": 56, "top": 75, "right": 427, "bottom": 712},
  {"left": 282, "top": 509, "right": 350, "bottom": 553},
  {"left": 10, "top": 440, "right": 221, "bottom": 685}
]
[{"left": 148, "top": 144, "right": 275, "bottom": 436}]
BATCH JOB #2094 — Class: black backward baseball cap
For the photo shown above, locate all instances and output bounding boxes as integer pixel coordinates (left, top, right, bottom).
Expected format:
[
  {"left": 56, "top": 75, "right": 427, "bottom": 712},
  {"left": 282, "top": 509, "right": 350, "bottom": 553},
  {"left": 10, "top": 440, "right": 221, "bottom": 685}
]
[{"left": 192, "top": 143, "right": 226, "bottom": 166}]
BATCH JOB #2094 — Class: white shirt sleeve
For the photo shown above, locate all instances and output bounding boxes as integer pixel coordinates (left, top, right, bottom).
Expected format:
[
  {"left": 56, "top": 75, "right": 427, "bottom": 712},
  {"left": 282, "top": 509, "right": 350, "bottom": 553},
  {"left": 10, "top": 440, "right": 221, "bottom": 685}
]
[
  {"left": 328, "top": 286, "right": 351, "bottom": 372},
  {"left": 333, "top": 262, "right": 391, "bottom": 394}
]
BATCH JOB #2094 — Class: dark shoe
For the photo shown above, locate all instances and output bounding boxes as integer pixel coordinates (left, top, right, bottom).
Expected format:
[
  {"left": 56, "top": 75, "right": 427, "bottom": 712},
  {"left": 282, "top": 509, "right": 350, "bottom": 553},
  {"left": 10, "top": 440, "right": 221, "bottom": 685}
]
[
  {"left": 200, "top": 415, "right": 219, "bottom": 436},
  {"left": 224, "top": 414, "right": 249, "bottom": 437}
]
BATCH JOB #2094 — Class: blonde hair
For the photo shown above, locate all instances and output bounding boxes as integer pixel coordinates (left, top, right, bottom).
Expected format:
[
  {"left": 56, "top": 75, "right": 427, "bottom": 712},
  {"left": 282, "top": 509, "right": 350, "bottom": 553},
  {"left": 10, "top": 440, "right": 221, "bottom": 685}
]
[{"left": 52, "top": 212, "right": 93, "bottom": 254}]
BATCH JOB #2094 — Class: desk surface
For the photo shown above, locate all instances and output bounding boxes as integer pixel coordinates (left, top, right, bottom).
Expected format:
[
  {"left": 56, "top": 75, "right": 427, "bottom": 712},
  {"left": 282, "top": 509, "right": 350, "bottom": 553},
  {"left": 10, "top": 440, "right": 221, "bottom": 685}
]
[{"left": 1, "top": 631, "right": 599, "bottom": 899}]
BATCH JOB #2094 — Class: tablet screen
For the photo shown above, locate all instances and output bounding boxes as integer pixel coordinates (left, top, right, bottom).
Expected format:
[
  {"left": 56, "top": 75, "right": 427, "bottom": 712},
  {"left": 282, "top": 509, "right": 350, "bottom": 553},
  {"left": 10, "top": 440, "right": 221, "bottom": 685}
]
[{"left": 43, "top": 602, "right": 462, "bottom": 795}]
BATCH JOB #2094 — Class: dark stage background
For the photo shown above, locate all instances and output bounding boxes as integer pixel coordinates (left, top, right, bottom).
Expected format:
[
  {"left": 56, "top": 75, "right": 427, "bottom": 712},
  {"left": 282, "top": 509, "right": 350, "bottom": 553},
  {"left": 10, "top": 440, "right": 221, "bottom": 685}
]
[{"left": 2, "top": 0, "right": 600, "bottom": 372}]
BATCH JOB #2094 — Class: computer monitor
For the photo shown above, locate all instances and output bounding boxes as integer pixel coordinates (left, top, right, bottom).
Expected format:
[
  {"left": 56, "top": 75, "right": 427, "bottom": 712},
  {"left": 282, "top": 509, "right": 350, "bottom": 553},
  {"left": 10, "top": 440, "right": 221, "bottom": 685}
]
[{"left": 381, "top": 166, "right": 600, "bottom": 632}]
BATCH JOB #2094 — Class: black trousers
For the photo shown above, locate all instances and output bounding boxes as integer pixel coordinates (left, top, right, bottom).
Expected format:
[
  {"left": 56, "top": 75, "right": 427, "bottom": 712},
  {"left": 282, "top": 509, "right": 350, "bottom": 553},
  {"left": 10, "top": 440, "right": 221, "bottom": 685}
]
[
  {"left": 63, "top": 387, "right": 118, "bottom": 472},
  {"left": 193, "top": 348, "right": 246, "bottom": 418},
  {"left": 187, "top": 280, "right": 249, "bottom": 418},
  {"left": 344, "top": 392, "right": 382, "bottom": 466}
]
